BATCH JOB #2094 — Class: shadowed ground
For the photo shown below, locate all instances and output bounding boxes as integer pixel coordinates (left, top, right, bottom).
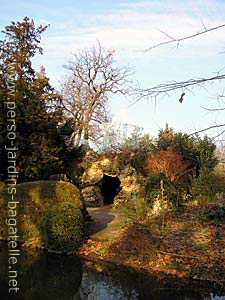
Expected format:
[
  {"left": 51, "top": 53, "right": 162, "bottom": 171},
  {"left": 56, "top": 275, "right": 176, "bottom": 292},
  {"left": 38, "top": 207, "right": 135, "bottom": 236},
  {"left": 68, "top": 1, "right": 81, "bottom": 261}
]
[{"left": 86, "top": 205, "right": 125, "bottom": 241}]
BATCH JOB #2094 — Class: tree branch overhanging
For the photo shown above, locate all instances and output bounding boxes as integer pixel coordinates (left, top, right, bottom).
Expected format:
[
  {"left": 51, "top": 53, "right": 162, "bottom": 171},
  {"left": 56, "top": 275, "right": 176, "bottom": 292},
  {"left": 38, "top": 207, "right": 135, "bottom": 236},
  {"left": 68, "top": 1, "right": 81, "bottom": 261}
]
[
  {"left": 131, "top": 22, "right": 225, "bottom": 139},
  {"left": 131, "top": 74, "right": 225, "bottom": 106},
  {"left": 188, "top": 124, "right": 225, "bottom": 138},
  {"left": 145, "top": 23, "right": 225, "bottom": 52}
]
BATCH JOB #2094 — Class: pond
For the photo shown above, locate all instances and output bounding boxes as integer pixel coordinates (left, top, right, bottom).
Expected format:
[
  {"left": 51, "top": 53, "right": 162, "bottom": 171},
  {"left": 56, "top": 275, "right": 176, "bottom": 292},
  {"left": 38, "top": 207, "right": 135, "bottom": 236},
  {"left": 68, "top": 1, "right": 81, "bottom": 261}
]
[{"left": 0, "top": 242, "right": 224, "bottom": 300}]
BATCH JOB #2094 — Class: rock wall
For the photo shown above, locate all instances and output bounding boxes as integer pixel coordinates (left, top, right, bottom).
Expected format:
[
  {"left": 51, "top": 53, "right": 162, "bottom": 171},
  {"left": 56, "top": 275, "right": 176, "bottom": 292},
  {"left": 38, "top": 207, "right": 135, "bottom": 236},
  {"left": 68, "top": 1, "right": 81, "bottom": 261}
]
[
  {"left": 80, "top": 151, "right": 141, "bottom": 207},
  {"left": 81, "top": 185, "right": 104, "bottom": 207}
]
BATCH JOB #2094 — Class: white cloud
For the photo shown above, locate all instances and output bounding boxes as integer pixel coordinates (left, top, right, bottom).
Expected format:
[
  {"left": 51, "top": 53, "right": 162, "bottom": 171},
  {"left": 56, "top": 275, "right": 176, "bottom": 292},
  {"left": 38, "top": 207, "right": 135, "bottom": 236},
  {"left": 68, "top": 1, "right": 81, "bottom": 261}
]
[
  {"left": 37, "top": 7, "right": 225, "bottom": 88},
  {"left": 40, "top": 7, "right": 225, "bottom": 58},
  {"left": 119, "top": 0, "right": 225, "bottom": 17},
  {"left": 30, "top": 2, "right": 225, "bottom": 140}
]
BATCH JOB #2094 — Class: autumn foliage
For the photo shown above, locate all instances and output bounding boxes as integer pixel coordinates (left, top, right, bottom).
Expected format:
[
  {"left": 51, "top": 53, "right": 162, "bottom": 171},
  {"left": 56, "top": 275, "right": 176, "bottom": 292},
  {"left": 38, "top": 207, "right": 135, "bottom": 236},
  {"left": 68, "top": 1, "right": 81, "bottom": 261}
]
[{"left": 146, "top": 149, "right": 192, "bottom": 183}]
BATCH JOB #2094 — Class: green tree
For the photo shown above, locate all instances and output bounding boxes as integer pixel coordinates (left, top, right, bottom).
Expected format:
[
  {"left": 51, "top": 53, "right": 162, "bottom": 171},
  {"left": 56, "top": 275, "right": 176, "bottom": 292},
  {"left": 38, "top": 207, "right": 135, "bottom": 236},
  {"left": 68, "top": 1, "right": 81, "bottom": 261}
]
[
  {"left": 119, "top": 132, "right": 154, "bottom": 175},
  {"left": 0, "top": 17, "right": 68, "bottom": 181},
  {"left": 155, "top": 125, "right": 218, "bottom": 177}
]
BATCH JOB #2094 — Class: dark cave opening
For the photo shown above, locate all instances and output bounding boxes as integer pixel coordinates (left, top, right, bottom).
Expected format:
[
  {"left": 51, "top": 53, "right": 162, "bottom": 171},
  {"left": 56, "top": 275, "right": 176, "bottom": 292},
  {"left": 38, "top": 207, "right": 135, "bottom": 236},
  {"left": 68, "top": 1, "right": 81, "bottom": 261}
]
[{"left": 99, "top": 174, "right": 121, "bottom": 205}]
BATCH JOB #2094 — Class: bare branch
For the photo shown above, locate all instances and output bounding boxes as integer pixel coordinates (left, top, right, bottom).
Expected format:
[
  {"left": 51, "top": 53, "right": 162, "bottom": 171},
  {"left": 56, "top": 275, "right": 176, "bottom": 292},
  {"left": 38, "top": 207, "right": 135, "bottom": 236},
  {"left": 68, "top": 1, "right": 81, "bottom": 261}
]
[
  {"left": 188, "top": 124, "right": 225, "bottom": 137},
  {"left": 201, "top": 106, "right": 225, "bottom": 112},
  {"left": 131, "top": 74, "right": 225, "bottom": 106},
  {"left": 212, "top": 129, "right": 225, "bottom": 140},
  {"left": 61, "top": 42, "right": 132, "bottom": 146},
  {"left": 145, "top": 23, "right": 225, "bottom": 52},
  {"left": 132, "top": 22, "right": 225, "bottom": 138}
]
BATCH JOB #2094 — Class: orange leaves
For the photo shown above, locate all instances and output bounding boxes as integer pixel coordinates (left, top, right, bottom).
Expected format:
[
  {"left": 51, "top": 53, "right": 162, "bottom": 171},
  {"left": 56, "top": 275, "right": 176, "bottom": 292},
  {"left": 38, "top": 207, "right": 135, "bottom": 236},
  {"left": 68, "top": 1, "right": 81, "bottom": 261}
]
[
  {"left": 78, "top": 202, "right": 225, "bottom": 285},
  {"left": 79, "top": 239, "right": 105, "bottom": 257},
  {"left": 146, "top": 149, "right": 191, "bottom": 182}
]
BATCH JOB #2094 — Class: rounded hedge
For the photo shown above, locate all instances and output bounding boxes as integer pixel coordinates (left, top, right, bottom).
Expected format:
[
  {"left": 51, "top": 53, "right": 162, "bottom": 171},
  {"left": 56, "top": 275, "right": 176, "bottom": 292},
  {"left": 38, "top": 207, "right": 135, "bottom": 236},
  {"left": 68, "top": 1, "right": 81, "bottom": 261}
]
[
  {"left": 0, "top": 181, "right": 84, "bottom": 252},
  {"left": 45, "top": 202, "right": 83, "bottom": 254}
]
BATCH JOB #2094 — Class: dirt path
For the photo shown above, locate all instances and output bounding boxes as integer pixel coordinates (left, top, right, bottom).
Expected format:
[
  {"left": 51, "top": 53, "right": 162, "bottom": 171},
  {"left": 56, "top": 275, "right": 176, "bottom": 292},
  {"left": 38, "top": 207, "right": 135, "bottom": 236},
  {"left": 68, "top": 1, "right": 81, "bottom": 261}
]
[{"left": 86, "top": 205, "right": 125, "bottom": 242}]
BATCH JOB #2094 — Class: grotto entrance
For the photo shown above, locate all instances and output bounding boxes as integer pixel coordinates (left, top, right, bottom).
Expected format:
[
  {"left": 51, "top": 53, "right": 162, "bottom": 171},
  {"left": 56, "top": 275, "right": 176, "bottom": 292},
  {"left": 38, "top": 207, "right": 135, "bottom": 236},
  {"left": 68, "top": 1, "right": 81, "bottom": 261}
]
[{"left": 99, "top": 174, "right": 121, "bottom": 205}]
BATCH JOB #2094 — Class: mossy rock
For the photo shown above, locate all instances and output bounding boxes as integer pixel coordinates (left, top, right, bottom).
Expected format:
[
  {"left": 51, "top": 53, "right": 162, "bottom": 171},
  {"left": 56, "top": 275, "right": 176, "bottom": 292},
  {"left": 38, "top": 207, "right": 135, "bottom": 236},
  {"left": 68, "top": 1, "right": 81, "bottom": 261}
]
[
  {"left": 0, "top": 181, "right": 83, "bottom": 251},
  {"left": 45, "top": 202, "right": 83, "bottom": 254}
]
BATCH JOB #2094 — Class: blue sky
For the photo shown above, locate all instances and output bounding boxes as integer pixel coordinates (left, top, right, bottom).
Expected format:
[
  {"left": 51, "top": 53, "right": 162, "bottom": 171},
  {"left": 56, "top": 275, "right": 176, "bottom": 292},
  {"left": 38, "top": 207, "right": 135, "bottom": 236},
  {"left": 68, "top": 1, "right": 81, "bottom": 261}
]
[{"left": 1, "top": 0, "right": 225, "bottom": 142}]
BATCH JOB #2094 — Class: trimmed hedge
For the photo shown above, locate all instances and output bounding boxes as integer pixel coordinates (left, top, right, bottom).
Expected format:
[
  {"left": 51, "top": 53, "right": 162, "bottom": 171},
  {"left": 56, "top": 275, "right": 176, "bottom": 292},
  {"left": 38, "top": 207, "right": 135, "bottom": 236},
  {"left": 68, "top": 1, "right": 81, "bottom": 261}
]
[
  {"left": 0, "top": 181, "right": 83, "bottom": 253},
  {"left": 45, "top": 202, "right": 83, "bottom": 253}
]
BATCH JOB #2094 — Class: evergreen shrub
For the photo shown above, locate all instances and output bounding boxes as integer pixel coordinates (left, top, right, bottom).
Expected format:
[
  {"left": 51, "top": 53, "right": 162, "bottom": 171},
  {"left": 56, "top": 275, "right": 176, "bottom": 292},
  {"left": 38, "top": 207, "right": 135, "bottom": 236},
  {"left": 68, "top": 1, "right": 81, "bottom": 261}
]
[
  {"left": 45, "top": 202, "right": 83, "bottom": 253},
  {"left": 0, "top": 181, "right": 83, "bottom": 252}
]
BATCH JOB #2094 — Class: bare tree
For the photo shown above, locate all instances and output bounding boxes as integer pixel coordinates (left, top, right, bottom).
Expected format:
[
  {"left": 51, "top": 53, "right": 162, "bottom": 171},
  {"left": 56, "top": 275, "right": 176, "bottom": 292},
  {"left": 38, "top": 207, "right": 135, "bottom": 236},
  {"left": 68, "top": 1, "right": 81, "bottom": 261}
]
[
  {"left": 61, "top": 42, "right": 132, "bottom": 146},
  {"left": 133, "top": 23, "right": 225, "bottom": 139}
]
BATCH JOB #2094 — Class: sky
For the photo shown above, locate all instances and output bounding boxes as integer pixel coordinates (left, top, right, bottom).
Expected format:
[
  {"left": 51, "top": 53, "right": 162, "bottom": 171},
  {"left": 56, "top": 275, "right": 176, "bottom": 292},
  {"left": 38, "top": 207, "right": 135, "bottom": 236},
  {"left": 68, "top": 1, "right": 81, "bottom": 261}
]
[{"left": 1, "top": 0, "right": 225, "bottom": 143}]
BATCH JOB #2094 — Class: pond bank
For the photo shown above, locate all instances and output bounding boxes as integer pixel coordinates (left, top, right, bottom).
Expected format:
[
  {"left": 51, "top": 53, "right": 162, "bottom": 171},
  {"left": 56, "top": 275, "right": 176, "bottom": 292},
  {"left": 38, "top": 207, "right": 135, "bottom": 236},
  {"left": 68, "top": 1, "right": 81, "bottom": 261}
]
[
  {"left": 1, "top": 241, "right": 223, "bottom": 300},
  {"left": 78, "top": 204, "right": 225, "bottom": 288}
]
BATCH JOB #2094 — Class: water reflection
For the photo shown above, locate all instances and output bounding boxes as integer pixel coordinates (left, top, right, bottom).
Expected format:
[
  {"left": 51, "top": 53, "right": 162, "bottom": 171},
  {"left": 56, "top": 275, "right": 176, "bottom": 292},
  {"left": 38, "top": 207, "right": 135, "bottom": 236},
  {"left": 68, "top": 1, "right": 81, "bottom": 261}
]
[
  {"left": 80, "top": 260, "right": 225, "bottom": 300},
  {"left": 80, "top": 262, "right": 139, "bottom": 299},
  {"left": 0, "top": 242, "right": 82, "bottom": 300},
  {"left": 0, "top": 242, "right": 224, "bottom": 300}
]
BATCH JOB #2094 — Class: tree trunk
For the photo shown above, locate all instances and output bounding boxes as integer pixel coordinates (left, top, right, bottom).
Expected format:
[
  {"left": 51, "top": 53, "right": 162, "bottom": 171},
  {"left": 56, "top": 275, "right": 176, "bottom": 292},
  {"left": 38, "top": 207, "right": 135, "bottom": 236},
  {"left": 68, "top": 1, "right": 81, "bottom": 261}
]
[{"left": 83, "top": 111, "right": 89, "bottom": 145}]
